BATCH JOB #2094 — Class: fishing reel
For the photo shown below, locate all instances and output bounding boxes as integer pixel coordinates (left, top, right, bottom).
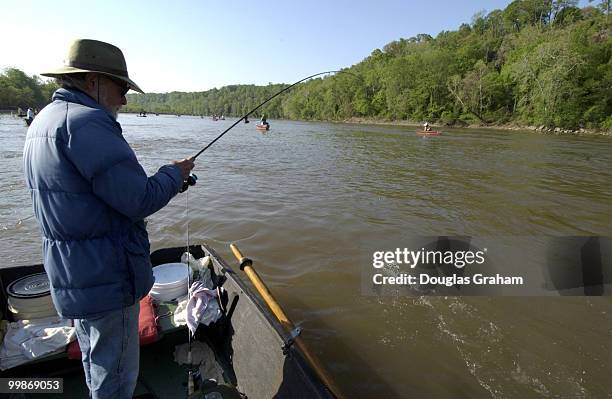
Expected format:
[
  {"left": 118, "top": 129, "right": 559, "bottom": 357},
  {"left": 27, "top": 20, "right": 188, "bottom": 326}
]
[{"left": 180, "top": 173, "right": 198, "bottom": 193}]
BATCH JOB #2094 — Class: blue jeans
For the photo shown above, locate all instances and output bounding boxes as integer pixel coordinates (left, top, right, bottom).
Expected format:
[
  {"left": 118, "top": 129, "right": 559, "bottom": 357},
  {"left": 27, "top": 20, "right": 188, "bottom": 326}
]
[{"left": 74, "top": 302, "right": 140, "bottom": 399}]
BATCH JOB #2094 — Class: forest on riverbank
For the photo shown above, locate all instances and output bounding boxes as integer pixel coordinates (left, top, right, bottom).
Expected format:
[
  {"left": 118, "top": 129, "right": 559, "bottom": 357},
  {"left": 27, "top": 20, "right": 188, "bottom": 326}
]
[
  {"left": 0, "top": 68, "right": 57, "bottom": 111},
  {"left": 3, "top": 1, "right": 610, "bottom": 129},
  {"left": 124, "top": 1, "right": 611, "bottom": 129}
]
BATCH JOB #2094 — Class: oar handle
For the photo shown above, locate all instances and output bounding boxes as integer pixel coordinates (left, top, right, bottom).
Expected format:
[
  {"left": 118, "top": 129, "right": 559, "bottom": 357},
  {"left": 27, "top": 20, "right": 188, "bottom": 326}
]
[{"left": 229, "top": 243, "right": 344, "bottom": 399}]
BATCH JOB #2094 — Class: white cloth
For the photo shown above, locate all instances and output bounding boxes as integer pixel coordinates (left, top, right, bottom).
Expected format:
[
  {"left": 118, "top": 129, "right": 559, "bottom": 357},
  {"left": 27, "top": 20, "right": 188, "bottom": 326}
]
[
  {"left": 173, "top": 281, "right": 221, "bottom": 334},
  {"left": 0, "top": 317, "right": 76, "bottom": 370},
  {"left": 186, "top": 281, "right": 221, "bottom": 333},
  {"left": 173, "top": 295, "right": 189, "bottom": 326}
]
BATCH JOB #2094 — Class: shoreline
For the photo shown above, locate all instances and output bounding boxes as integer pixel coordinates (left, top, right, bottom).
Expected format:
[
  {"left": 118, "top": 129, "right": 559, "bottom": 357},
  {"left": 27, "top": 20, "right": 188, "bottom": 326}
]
[
  {"left": 337, "top": 117, "right": 612, "bottom": 137},
  {"left": 39, "top": 111, "right": 609, "bottom": 137}
]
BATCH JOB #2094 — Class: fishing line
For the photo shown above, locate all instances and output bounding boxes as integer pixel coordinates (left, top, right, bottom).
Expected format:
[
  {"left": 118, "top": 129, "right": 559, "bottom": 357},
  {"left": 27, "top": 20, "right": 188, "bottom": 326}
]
[
  {"left": 185, "top": 185, "right": 196, "bottom": 395},
  {"left": 190, "top": 70, "right": 345, "bottom": 160}
]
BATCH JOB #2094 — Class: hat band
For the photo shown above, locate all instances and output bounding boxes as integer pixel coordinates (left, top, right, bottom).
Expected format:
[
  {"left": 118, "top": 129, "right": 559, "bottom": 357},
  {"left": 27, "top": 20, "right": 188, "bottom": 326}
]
[{"left": 67, "top": 61, "right": 128, "bottom": 78}]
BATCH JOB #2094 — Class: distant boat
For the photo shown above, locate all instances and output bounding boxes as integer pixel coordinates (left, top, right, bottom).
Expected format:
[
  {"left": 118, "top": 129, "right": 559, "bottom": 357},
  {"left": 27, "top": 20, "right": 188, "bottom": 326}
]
[
  {"left": 256, "top": 123, "right": 270, "bottom": 131},
  {"left": 416, "top": 130, "right": 441, "bottom": 136}
]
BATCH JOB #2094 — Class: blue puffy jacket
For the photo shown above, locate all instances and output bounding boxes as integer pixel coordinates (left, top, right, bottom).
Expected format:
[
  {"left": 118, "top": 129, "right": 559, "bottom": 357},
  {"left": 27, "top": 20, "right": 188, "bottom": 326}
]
[{"left": 23, "top": 88, "right": 183, "bottom": 318}]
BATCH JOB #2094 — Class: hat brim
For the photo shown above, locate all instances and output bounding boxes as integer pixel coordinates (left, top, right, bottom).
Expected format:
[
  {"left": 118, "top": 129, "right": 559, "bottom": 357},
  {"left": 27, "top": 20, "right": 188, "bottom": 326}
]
[{"left": 41, "top": 66, "right": 144, "bottom": 94}]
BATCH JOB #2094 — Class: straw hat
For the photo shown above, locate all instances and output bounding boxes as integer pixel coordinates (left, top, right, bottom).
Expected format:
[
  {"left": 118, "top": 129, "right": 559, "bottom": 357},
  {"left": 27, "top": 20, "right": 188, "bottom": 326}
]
[{"left": 41, "top": 39, "right": 144, "bottom": 93}]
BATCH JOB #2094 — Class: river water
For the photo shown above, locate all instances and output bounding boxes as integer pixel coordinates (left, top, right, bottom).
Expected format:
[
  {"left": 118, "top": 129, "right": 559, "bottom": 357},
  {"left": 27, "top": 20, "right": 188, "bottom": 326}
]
[{"left": 1, "top": 113, "right": 611, "bottom": 398}]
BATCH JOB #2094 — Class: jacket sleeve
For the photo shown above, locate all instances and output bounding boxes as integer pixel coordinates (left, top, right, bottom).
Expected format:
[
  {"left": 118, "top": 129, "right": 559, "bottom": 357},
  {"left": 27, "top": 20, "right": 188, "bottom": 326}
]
[{"left": 64, "top": 116, "right": 183, "bottom": 221}]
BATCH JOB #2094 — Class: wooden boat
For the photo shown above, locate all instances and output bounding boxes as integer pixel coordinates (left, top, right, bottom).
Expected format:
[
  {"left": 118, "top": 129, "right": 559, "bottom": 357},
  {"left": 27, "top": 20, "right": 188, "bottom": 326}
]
[
  {"left": 0, "top": 244, "right": 338, "bottom": 398},
  {"left": 416, "top": 130, "right": 441, "bottom": 136},
  {"left": 256, "top": 123, "right": 270, "bottom": 131}
]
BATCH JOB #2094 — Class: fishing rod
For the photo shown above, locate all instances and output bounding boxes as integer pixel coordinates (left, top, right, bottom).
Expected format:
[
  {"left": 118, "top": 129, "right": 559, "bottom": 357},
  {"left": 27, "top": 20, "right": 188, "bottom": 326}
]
[
  {"left": 182, "top": 71, "right": 348, "bottom": 395},
  {"left": 180, "top": 70, "right": 346, "bottom": 192},
  {"left": 190, "top": 70, "right": 342, "bottom": 161}
]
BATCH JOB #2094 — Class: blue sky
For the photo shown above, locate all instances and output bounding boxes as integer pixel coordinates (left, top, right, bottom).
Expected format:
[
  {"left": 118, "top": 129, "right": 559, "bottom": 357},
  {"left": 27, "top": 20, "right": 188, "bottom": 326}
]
[{"left": 3, "top": 0, "right": 521, "bottom": 92}]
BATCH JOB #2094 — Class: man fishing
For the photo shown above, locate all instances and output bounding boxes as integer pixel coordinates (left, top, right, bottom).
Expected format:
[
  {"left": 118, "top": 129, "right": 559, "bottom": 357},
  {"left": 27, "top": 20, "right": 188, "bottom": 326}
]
[{"left": 23, "top": 39, "right": 194, "bottom": 398}]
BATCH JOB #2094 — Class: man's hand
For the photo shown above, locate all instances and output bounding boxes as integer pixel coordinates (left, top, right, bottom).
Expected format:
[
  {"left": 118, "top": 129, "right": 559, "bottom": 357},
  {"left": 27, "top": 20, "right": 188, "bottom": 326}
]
[{"left": 172, "top": 158, "right": 195, "bottom": 180}]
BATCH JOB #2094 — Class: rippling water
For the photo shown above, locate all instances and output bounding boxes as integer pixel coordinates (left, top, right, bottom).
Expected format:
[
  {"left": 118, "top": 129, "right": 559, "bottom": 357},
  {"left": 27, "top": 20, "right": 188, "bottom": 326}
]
[{"left": 1, "top": 113, "right": 611, "bottom": 398}]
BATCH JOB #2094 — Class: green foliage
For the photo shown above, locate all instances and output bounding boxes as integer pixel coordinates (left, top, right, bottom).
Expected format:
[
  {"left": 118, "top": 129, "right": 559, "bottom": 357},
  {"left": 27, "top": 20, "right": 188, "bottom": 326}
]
[
  {"left": 0, "top": 68, "right": 57, "bottom": 110},
  {"left": 119, "top": 2, "right": 610, "bottom": 130}
]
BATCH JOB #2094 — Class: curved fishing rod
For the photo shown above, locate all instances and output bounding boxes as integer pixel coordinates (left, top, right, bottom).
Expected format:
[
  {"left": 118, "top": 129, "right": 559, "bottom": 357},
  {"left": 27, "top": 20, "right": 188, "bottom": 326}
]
[{"left": 191, "top": 70, "right": 341, "bottom": 160}]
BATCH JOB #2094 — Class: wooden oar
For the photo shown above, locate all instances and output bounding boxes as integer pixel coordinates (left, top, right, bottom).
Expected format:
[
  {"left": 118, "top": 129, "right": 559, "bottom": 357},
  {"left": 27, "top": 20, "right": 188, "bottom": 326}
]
[{"left": 229, "top": 243, "right": 344, "bottom": 399}]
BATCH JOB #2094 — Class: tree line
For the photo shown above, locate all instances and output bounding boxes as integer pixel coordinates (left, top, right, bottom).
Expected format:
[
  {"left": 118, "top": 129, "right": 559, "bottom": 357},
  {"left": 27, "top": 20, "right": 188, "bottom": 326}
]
[
  {"left": 3, "top": 1, "right": 610, "bottom": 129},
  {"left": 0, "top": 68, "right": 58, "bottom": 111}
]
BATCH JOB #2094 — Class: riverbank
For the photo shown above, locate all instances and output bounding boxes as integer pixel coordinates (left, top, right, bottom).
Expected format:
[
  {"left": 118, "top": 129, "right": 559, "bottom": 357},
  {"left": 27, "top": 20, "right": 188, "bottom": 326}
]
[{"left": 340, "top": 117, "right": 612, "bottom": 137}]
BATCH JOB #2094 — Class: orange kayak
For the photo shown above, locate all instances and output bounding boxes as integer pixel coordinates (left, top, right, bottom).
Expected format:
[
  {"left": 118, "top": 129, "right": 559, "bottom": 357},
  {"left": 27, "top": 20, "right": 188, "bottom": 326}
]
[
  {"left": 256, "top": 123, "right": 270, "bottom": 131},
  {"left": 416, "top": 130, "right": 441, "bottom": 136}
]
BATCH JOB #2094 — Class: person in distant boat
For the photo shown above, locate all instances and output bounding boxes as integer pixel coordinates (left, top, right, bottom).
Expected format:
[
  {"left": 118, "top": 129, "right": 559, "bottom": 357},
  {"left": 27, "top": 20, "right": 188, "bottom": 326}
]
[
  {"left": 26, "top": 107, "right": 35, "bottom": 123},
  {"left": 260, "top": 113, "right": 268, "bottom": 127},
  {"left": 423, "top": 121, "right": 432, "bottom": 132},
  {"left": 23, "top": 39, "right": 194, "bottom": 399}
]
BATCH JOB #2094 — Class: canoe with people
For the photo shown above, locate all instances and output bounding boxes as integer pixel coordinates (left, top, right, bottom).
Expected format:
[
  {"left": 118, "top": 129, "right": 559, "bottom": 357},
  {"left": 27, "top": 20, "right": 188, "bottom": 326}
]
[
  {"left": 417, "top": 121, "right": 441, "bottom": 136},
  {"left": 0, "top": 243, "right": 340, "bottom": 398},
  {"left": 257, "top": 114, "right": 270, "bottom": 131}
]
